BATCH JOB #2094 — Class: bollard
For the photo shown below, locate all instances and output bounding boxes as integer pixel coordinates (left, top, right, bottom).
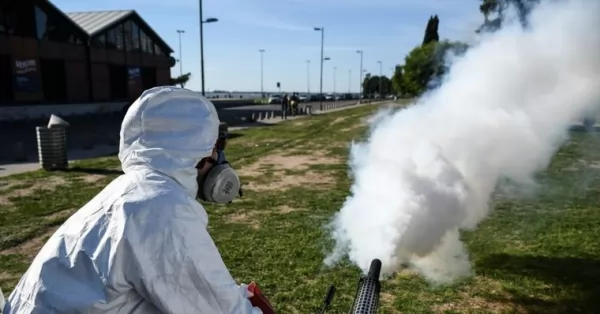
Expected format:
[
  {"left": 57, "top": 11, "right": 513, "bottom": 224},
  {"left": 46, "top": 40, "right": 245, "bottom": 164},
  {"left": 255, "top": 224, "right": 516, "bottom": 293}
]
[
  {"left": 36, "top": 126, "right": 68, "bottom": 171},
  {"left": 13, "top": 142, "right": 26, "bottom": 162},
  {"left": 270, "top": 111, "right": 275, "bottom": 119},
  {"left": 37, "top": 114, "right": 70, "bottom": 171},
  {"left": 306, "top": 105, "right": 313, "bottom": 116},
  {"left": 251, "top": 112, "right": 256, "bottom": 121}
]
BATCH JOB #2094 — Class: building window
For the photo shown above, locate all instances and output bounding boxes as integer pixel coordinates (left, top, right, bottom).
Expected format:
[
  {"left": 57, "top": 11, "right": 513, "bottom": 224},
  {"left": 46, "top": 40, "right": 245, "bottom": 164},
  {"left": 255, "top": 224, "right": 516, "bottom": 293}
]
[
  {"left": 132, "top": 22, "right": 140, "bottom": 51},
  {"left": 147, "top": 38, "right": 154, "bottom": 54},
  {"left": 123, "top": 21, "right": 133, "bottom": 51},
  {"left": 34, "top": 5, "right": 83, "bottom": 44},
  {"left": 0, "top": 4, "right": 18, "bottom": 35},
  {"left": 92, "top": 33, "right": 106, "bottom": 48},
  {"left": 140, "top": 30, "right": 148, "bottom": 53},
  {"left": 154, "top": 44, "right": 162, "bottom": 56},
  {"left": 115, "top": 24, "right": 124, "bottom": 50},
  {"left": 34, "top": 6, "right": 48, "bottom": 39},
  {"left": 106, "top": 28, "right": 117, "bottom": 49}
]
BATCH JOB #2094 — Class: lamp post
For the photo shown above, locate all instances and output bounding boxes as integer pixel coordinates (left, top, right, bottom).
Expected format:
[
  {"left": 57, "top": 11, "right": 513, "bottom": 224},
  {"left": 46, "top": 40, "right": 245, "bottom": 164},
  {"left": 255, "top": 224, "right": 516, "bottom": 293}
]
[
  {"left": 176, "top": 30, "right": 185, "bottom": 77},
  {"left": 199, "top": 0, "right": 218, "bottom": 96},
  {"left": 333, "top": 66, "right": 337, "bottom": 98},
  {"left": 259, "top": 49, "right": 265, "bottom": 98},
  {"left": 314, "top": 27, "right": 324, "bottom": 109},
  {"left": 306, "top": 60, "right": 310, "bottom": 96},
  {"left": 356, "top": 50, "right": 363, "bottom": 102},
  {"left": 348, "top": 69, "right": 351, "bottom": 93},
  {"left": 377, "top": 60, "right": 383, "bottom": 98}
]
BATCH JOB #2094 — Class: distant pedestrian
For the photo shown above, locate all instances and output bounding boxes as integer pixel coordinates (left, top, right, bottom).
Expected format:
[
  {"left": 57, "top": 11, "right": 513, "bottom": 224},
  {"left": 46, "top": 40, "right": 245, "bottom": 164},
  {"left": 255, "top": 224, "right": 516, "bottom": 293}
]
[
  {"left": 290, "top": 93, "right": 299, "bottom": 117},
  {"left": 281, "top": 94, "right": 289, "bottom": 120}
]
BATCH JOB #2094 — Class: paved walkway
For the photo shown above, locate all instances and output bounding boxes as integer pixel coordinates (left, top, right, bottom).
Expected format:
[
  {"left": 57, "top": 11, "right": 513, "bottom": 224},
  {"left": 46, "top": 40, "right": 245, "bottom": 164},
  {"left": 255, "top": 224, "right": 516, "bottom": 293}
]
[{"left": 0, "top": 102, "right": 383, "bottom": 178}]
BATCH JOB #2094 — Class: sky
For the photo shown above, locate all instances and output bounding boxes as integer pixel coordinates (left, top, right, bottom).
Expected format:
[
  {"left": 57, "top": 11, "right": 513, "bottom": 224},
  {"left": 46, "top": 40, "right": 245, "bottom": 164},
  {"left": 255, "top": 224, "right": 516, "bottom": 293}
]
[{"left": 53, "top": 0, "right": 484, "bottom": 93}]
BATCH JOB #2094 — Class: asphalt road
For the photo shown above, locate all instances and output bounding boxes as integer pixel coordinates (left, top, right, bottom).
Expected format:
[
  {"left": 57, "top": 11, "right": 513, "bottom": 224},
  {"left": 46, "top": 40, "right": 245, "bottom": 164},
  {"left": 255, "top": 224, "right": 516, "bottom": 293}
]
[{"left": 218, "top": 100, "right": 358, "bottom": 120}]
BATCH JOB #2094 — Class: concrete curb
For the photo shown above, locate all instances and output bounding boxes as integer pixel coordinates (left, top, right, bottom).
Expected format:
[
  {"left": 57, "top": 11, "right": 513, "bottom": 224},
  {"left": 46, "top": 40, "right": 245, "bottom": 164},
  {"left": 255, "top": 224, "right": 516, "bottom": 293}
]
[{"left": 226, "top": 101, "right": 388, "bottom": 130}]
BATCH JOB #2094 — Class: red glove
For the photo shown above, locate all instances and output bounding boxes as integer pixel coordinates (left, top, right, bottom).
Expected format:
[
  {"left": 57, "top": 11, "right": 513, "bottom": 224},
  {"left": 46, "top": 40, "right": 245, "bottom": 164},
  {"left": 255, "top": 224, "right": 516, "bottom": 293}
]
[{"left": 247, "top": 281, "right": 276, "bottom": 314}]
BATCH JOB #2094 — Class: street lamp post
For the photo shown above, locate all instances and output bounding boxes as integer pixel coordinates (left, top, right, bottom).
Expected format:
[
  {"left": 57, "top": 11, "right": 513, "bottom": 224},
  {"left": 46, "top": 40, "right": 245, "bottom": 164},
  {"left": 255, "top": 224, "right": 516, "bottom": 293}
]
[
  {"left": 377, "top": 61, "right": 383, "bottom": 98},
  {"left": 356, "top": 50, "right": 363, "bottom": 102},
  {"left": 348, "top": 69, "right": 351, "bottom": 93},
  {"left": 176, "top": 30, "right": 185, "bottom": 77},
  {"left": 314, "top": 27, "right": 324, "bottom": 109},
  {"left": 199, "top": 0, "right": 218, "bottom": 96},
  {"left": 306, "top": 60, "right": 310, "bottom": 96},
  {"left": 259, "top": 49, "right": 265, "bottom": 98},
  {"left": 333, "top": 66, "right": 336, "bottom": 98}
]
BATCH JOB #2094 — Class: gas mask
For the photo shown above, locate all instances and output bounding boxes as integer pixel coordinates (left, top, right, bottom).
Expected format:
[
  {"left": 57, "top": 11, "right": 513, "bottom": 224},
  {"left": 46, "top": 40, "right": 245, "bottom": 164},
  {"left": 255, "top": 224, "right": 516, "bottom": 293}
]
[{"left": 196, "top": 124, "right": 243, "bottom": 204}]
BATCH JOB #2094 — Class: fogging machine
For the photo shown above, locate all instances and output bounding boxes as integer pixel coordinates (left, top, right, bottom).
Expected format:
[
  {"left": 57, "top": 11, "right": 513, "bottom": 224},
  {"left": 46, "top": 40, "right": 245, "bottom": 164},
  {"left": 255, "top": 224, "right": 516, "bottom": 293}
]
[{"left": 317, "top": 259, "right": 382, "bottom": 314}]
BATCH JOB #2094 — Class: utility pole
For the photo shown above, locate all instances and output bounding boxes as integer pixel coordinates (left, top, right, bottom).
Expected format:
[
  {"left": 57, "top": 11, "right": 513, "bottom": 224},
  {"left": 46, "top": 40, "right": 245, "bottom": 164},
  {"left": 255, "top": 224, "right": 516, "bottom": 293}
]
[
  {"left": 199, "top": 0, "right": 218, "bottom": 96},
  {"left": 176, "top": 30, "right": 185, "bottom": 77},
  {"left": 348, "top": 69, "right": 351, "bottom": 93},
  {"left": 333, "top": 66, "right": 336, "bottom": 97},
  {"left": 314, "top": 27, "right": 325, "bottom": 109},
  {"left": 259, "top": 49, "right": 265, "bottom": 98},
  {"left": 377, "top": 61, "right": 383, "bottom": 98},
  {"left": 356, "top": 50, "right": 363, "bottom": 102},
  {"left": 306, "top": 60, "right": 310, "bottom": 95}
]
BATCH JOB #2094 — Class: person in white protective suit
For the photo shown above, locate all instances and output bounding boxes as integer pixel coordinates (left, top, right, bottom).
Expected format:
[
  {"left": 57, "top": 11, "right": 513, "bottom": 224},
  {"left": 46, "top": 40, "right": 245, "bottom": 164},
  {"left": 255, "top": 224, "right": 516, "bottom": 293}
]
[{"left": 2, "top": 86, "right": 263, "bottom": 314}]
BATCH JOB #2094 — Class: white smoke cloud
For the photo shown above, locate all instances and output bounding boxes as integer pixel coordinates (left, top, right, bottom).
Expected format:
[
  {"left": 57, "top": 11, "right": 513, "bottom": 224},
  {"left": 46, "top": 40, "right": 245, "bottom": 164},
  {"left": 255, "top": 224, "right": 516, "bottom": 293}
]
[{"left": 324, "top": 0, "right": 600, "bottom": 284}]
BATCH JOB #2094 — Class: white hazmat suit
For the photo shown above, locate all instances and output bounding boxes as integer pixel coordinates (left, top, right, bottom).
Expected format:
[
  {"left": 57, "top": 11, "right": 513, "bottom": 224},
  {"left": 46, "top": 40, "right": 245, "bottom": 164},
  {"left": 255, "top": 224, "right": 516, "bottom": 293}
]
[{"left": 3, "top": 87, "right": 262, "bottom": 314}]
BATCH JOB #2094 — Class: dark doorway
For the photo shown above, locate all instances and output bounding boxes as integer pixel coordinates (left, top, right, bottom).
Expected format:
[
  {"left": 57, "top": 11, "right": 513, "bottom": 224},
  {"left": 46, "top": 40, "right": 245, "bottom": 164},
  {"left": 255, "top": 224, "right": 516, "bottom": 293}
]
[
  {"left": 141, "top": 67, "right": 156, "bottom": 91},
  {"left": 109, "top": 65, "right": 127, "bottom": 100},
  {"left": 40, "top": 58, "right": 66, "bottom": 103},
  {"left": 0, "top": 55, "right": 14, "bottom": 104}
]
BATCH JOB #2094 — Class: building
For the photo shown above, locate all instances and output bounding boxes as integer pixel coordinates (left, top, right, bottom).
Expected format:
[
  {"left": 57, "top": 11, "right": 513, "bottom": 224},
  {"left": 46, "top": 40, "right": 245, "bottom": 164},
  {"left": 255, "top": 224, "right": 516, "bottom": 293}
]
[{"left": 0, "top": 0, "right": 175, "bottom": 107}]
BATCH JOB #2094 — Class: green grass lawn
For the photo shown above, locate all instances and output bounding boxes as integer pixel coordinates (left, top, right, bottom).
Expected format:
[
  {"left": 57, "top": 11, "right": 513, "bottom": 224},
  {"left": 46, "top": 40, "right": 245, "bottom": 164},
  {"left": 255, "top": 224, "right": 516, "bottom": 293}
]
[{"left": 1, "top": 102, "right": 599, "bottom": 313}]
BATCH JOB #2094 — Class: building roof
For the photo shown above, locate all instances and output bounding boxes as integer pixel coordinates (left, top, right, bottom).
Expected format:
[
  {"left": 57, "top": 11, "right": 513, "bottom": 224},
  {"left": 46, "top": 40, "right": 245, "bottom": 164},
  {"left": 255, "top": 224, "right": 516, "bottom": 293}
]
[
  {"left": 39, "top": 0, "right": 89, "bottom": 39},
  {"left": 65, "top": 10, "right": 173, "bottom": 53},
  {"left": 66, "top": 10, "right": 133, "bottom": 36}
]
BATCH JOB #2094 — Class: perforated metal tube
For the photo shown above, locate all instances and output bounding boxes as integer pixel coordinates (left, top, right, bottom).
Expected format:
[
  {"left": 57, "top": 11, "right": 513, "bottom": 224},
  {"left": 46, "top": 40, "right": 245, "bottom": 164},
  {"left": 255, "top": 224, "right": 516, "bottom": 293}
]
[{"left": 349, "top": 259, "right": 382, "bottom": 314}]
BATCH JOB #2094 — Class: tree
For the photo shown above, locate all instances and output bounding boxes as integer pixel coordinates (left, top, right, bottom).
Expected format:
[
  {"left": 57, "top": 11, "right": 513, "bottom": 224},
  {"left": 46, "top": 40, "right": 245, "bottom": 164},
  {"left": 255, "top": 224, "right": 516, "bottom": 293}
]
[
  {"left": 399, "top": 40, "right": 469, "bottom": 96},
  {"left": 391, "top": 65, "right": 404, "bottom": 95},
  {"left": 170, "top": 73, "right": 191, "bottom": 88},
  {"left": 361, "top": 73, "right": 372, "bottom": 97},
  {"left": 400, "top": 42, "right": 439, "bottom": 97},
  {"left": 361, "top": 74, "right": 392, "bottom": 97},
  {"left": 422, "top": 15, "right": 440, "bottom": 46},
  {"left": 477, "top": 0, "right": 540, "bottom": 33}
]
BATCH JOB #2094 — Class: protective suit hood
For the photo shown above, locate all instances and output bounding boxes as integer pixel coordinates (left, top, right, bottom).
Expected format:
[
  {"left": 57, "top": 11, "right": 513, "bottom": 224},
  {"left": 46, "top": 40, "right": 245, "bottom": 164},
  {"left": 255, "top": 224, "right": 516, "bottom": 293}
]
[{"left": 118, "top": 86, "right": 220, "bottom": 197}]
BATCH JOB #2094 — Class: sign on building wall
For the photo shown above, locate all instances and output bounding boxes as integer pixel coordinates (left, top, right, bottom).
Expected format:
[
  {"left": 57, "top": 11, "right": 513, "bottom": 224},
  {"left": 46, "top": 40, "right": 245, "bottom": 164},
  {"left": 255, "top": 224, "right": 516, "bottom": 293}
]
[
  {"left": 14, "top": 59, "right": 41, "bottom": 94},
  {"left": 128, "top": 67, "right": 143, "bottom": 99}
]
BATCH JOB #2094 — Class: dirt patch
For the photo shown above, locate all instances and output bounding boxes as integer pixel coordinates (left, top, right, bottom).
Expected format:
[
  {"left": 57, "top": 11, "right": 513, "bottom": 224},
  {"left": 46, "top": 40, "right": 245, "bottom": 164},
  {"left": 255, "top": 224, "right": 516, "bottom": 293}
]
[
  {"left": 278, "top": 205, "right": 306, "bottom": 214},
  {"left": 0, "top": 208, "right": 75, "bottom": 259},
  {"left": 239, "top": 151, "right": 340, "bottom": 191},
  {"left": 0, "top": 177, "right": 67, "bottom": 206},
  {"left": 331, "top": 117, "right": 348, "bottom": 125},
  {"left": 432, "top": 295, "right": 526, "bottom": 313},
  {"left": 587, "top": 161, "right": 600, "bottom": 169},
  {"left": 226, "top": 212, "right": 260, "bottom": 229},
  {"left": 292, "top": 120, "right": 308, "bottom": 126},
  {"left": 339, "top": 124, "right": 365, "bottom": 133},
  {"left": 80, "top": 174, "right": 106, "bottom": 184},
  {"left": 1, "top": 227, "right": 58, "bottom": 260},
  {"left": 240, "top": 152, "right": 340, "bottom": 177},
  {"left": 236, "top": 139, "right": 285, "bottom": 148},
  {"left": 431, "top": 277, "right": 526, "bottom": 314}
]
